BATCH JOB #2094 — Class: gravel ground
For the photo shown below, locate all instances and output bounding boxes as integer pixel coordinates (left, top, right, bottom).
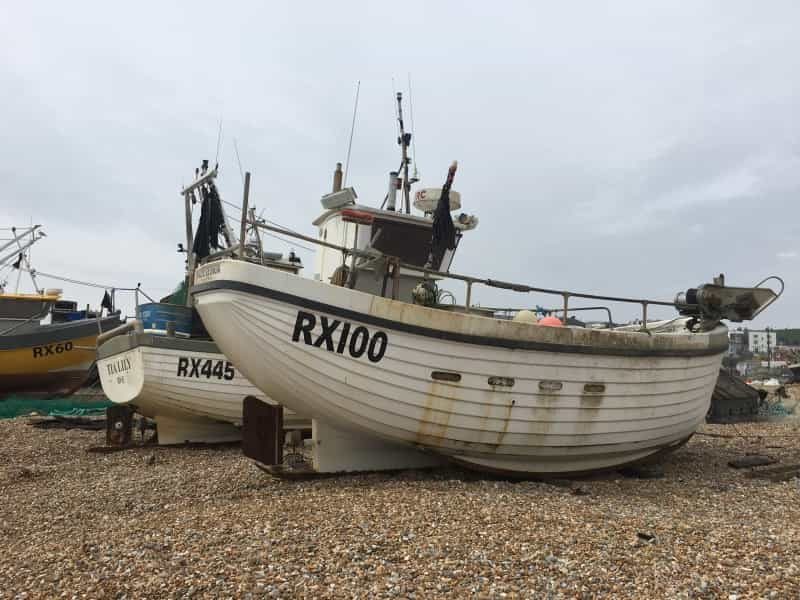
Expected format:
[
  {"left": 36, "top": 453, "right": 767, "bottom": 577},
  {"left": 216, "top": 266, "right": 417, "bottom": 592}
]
[{"left": 1, "top": 418, "right": 799, "bottom": 599}]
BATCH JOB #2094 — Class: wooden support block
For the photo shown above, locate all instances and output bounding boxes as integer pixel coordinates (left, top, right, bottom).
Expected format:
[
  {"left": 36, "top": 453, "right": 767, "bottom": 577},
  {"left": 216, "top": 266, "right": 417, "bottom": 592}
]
[{"left": 242, "top": 396, "right": 283, "bottom": 466}]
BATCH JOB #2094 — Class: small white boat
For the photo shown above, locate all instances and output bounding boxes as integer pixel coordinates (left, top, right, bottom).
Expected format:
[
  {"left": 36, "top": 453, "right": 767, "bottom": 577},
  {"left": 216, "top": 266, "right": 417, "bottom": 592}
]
[
  {"left": 97, "top": 161, "right": 309, "bottom": 444},
  {"left": 97, "top": 329, "right": 307, "bottom": 444},
  {"left": 191, "top": 100, "right": 782, "bottom": 475}
]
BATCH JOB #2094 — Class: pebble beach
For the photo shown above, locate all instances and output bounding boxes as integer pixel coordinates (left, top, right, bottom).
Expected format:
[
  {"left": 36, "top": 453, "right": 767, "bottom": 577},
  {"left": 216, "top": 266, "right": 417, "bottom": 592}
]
[{"left": 1, "top": 417, "right": 799, "bottom": 599}]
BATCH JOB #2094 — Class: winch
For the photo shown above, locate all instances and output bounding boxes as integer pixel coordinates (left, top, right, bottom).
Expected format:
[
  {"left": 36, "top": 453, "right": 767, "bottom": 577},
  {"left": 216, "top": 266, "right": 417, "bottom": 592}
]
[{"left": 675, "top": 274, "right": 783, "bottom": 327}]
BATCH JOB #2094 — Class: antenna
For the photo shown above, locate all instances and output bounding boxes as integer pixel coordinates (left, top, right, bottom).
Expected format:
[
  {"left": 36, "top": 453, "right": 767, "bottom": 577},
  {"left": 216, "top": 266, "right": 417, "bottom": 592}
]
[
  {"left": 343, "top": 80, "right": 361, "bottom": 188},
  {"left": 407, "top": 73, "right": 419, "bottom": 183},
  {"left": 392, "top": 78, "right": 400, "bottom": 138},
  {"left": 215, "top": 118, "right": 224, "bottom": 165},
  {"left": 233, "top": 138, "right": 245, "bottom": 184}
]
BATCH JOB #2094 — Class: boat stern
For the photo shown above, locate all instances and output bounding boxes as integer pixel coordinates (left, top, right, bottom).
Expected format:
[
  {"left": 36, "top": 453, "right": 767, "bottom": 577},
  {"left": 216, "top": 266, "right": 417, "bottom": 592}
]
[{"left": 97, "top": 341, "right": 145, "bottom": 405}]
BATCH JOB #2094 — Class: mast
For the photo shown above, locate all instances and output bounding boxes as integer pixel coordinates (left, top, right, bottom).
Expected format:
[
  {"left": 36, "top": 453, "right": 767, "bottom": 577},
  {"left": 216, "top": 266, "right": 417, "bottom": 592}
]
[
  {"left": 396, "top": 92, "right": 412, "bottom": 214},
  {"left": 0, "top": 230, "right": 41, "bottom": 266},
  {"left": 0, "top": 225, "right": 39, "bottom": 259},
  {"left": 180, "top": 163, "right": 218, "bottom": 307},
  {"left": 239, "top": 172, "right": 251, "bottom": 258},
  {"left": 13, "top": 228, "right": 42, "bottom": 294},
  {"left": 183, "top": 187, "right": 195, "bottom": 307}
]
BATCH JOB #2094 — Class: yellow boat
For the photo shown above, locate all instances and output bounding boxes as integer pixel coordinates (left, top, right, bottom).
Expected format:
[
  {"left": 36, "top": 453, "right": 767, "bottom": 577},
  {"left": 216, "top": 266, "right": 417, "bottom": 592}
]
[
  {"left": 0, "top": 290, "right": 123, "bottom": 397},
  {"left": 1, "top": 225, "right": 124, "bottom": 396},
  {"left": 0, "top": 316, "right": 123, "bottom": 397}
]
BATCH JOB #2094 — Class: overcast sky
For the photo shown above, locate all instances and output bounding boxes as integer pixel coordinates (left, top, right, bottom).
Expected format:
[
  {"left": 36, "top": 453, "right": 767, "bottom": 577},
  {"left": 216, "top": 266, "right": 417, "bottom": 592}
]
[{"left": 1, "top": 2, "right": 797, "bottom": 328}]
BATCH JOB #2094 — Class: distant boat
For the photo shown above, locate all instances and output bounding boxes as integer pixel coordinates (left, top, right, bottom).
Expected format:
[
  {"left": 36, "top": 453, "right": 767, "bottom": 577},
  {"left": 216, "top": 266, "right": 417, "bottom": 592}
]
[
  {"left": 96, "top": 162, "right": 309, "bottom": 444},
  {"left": 190, "top": 99, "right": 782, "bottom": 476},
  {"left": 0, "top": 225, "right": 123, "bottom": 398}
]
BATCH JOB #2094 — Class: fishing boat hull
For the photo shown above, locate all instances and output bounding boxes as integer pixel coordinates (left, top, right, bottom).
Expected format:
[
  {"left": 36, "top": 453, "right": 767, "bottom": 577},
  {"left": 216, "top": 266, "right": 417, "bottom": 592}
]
[
  {"left": 0, "top": 316, "right": 122, "bottom": 398},
  {"left": 97, "top": 332, "right": 308, "bottom": 445},
  {"left": 192, "top": 259, "right": 729, "bottom": 476}
]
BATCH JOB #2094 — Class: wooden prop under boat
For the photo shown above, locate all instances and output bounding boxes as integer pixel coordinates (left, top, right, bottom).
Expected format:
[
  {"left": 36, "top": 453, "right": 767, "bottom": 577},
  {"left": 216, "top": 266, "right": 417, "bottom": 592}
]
[
  {"left": 0, "top": 315, "right": 123, "bottom": 397},
  {"left": 192, "top": 258, "right": 750, "bottom": 476}
]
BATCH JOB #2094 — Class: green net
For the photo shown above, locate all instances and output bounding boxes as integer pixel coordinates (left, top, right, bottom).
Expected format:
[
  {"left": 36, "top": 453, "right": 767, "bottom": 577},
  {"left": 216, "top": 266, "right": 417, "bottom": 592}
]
[
  {"left": 159, "top": 279, "right": 188, "bottom": 305},
  {"left": 0, "top": 395, "right": 112, "bottom": 419}
]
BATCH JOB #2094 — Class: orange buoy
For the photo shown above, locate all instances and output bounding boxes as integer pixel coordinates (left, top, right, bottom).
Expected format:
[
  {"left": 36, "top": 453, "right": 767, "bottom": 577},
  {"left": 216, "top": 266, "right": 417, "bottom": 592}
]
[{"left": 538, "top": 315, "right": 563, "bottom": 327}]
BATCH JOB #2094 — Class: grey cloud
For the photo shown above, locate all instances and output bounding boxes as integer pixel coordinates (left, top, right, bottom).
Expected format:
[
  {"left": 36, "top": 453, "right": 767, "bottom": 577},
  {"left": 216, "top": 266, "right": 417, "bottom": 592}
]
[{"left": 1, "top": 1, "right": 797, "bottom": 326}]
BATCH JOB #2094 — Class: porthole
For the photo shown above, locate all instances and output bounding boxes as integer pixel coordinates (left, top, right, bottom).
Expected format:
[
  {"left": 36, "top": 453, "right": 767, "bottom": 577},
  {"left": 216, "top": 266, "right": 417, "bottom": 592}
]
[
  {"left": 488, "top": 376, "right": 515, "bottom": 387},
  {"left": 539, "top": 380, "right": 563, "bottom": 392},
  {"left": 431, "top": 371, "right": 461, "bottom": 383},
  {"left": 583, "top": 383, "right": 606, "bottom": 394}
]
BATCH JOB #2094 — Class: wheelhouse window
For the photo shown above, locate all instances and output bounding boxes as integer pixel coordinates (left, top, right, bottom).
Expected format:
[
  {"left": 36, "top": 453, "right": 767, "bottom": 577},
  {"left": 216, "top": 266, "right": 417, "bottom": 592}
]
[{"left": 370, "top": 217, "right": 459, "bottom": 270}]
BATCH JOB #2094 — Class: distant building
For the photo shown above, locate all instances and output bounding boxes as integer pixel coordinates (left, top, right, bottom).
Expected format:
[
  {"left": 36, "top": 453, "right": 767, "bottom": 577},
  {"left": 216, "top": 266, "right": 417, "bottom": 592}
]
[
  {"left": 728, "top": 329, "right": 747, "bottom": 355},
  {"left": 748, "top": 329, "right": 777, "bottom": 354}
]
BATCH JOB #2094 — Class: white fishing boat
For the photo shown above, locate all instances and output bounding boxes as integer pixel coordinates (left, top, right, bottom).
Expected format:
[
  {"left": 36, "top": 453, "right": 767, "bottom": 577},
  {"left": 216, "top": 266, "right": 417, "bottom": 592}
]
[
  {"left": 190, "top": 96, "right": 782, "bottom": 475},
  {"left": 97, "top": 162, "right": 309, "bottom": 444},
  {"left": 97, "top": 329, "right": 307, "bottom": 444}
]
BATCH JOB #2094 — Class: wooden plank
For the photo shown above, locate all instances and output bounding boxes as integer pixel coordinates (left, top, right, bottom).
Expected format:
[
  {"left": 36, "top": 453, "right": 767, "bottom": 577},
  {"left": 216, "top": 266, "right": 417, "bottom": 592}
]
[{"left": 242, "top": 396, "right": 283, "bottom": 466}]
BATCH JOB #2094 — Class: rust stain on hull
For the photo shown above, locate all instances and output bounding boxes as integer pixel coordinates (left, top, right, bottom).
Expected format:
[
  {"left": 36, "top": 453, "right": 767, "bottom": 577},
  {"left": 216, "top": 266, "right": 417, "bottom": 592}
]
[
  {"left": 484, "top": 385, "right": 514, "bottom": 450},
  {"left": 416, "top": 381, "right": 455, "bottom": 447}
]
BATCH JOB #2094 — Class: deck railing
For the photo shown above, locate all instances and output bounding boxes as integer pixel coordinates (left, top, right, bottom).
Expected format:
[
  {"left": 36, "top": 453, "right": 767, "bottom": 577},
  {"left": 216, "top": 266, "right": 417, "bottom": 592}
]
[{"left": 246, "top": 221, "right": 681, "bottom": 327}]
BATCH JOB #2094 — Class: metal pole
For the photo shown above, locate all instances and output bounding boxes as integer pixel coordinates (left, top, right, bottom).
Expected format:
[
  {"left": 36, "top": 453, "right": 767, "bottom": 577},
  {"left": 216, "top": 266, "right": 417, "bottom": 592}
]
[
  {"left": 347, "top": 224, "right": 359, "bottom": 289},
  {"left": 184, "top": 191, "right": 195, "bottom": 307},
  {"left": 333, "top": 162, "right": 343, "bottom": 193},
  {"left": 391, "top": 259, "right": 400, "bottom": 300},
  {"left": 248, "top": 207, "right": 264, "bottom": 265},
  {"left": 0, "top": 225, "right": 37, "bottom": 257},
  {"left": 767, "top": 326, "right": 771, "bottom": 371},
  {"left": 396, "top": 92, "right": 411, "bottom": 214},
  {"left": 465, "top": 281, "right": 472, "bottom": 314},
  {"left": 240, "top": 172, "right": 251, "bottom": 258}
]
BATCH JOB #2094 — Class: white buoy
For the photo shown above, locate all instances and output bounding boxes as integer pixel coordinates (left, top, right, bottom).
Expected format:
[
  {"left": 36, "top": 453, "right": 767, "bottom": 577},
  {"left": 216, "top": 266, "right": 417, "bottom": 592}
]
[{"left": 513, "top": 310, "right": 538, "bottom": 324}]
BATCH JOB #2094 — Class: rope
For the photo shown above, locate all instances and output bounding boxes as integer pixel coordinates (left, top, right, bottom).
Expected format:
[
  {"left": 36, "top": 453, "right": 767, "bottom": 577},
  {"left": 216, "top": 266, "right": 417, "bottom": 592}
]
[
  {"left": 260, "top": 231, "right": 314, "bottom": 253},
  {"left": 218, "top": 199, "right": 315, "bottom": 252},
  {"left": 343, "top": 80, "right": 361, "bottom": 187},
  {"left": 408, "top": 73, "right": 418, "bottom": 178},
  {"left": 15, "top": 268, "right": 153, "bottom": 295}
]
